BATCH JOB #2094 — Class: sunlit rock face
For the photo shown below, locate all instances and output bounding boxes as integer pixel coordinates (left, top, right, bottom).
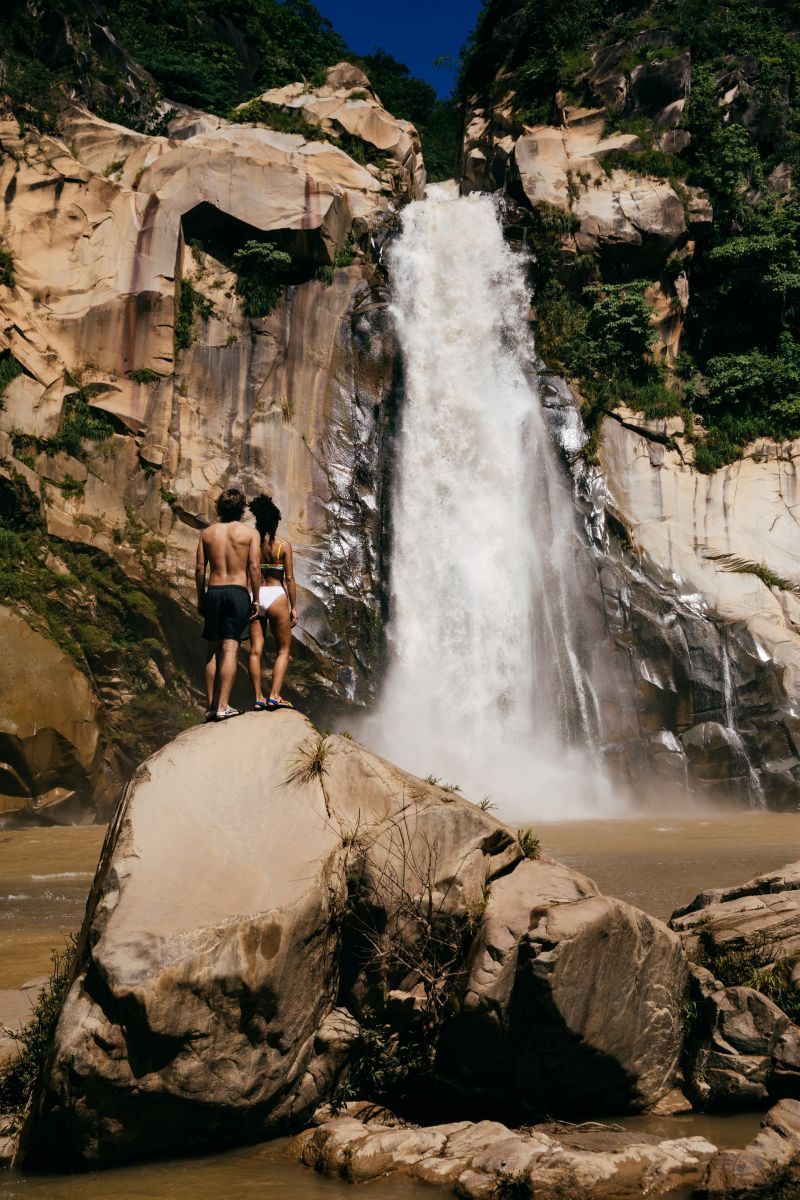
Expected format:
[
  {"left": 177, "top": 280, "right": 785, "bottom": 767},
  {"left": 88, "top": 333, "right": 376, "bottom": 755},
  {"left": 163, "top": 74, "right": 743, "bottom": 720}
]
[
  {"left": 0, "top": 63, "right": 411, "bottom": 820},
  {"left": 249, "top": 60, "right": 426, "bottom": 203},
  {"left": 597, "top": 417, "right": 800, "bottom": 805}
]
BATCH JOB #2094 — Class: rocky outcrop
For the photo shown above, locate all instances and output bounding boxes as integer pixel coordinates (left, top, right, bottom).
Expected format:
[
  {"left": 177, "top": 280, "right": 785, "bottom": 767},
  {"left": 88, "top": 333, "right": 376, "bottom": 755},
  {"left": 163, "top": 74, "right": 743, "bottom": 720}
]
[
  {"left": 666, "top": 862, "right": 800, "bottom": 1111},
  {"left": 697, "top": 1098, "right": 800, "bottom": 1199},
  {"left": 248, "top": 63, "right": 425, "bottom": 202},
  {"left": 293, "top": 1108, "right": 717, "bottom": 1198},
  {"left": 683, "top": 964, "right": 800, "bottom": 1109},
  {"left": 0, "top": 57, "right": 412, "bottom": 821},
  {"left": 671, "top": 859, "right": 800, "bottom": 961},
  {"left": 25, "top": 714, "right": 687, "bottom": 1168},
  {"left": 0, "top": 606, "right": 109, "bottom": 825},
  {"left": 587, "top": 31, "right": 691, "bottom": 126},
  {"left": 508, "top": 116, "right": 688, "bottom": 273}
]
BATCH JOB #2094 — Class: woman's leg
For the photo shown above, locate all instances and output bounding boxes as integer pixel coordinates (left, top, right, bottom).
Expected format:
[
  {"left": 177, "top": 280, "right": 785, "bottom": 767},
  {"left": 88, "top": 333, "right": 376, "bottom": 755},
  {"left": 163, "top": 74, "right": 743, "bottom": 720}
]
[
  {"left": 248, "top": 617, "right": 266, "bottom": 702},
  {"left": 267, "top": 597, "right": 292, "bottom": 700}
]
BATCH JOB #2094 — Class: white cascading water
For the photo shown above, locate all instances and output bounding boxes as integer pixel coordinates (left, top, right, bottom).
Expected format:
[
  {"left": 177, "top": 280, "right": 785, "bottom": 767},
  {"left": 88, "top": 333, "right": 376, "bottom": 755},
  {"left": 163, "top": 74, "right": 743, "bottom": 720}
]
[{"left": 361, "top": 186, "right": 623, "bottom": 822}]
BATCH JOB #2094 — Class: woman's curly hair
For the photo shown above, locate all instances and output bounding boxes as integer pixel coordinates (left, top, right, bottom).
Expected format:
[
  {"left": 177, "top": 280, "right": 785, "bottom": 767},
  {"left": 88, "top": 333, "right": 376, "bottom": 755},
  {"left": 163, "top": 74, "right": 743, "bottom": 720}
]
[{"left": 249, "top": 493, "right": 282, "bottom": 540}]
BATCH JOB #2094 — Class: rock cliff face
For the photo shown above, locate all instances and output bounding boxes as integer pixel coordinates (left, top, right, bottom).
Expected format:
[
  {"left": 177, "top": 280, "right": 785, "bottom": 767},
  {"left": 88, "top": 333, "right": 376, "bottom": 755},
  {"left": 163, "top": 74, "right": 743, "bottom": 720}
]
[
  {"left": 1, "top": 60, "right": 418, "bottom": 822},
  {"left": 25, "top": 715, "right": 686, "bottom": 1168}
]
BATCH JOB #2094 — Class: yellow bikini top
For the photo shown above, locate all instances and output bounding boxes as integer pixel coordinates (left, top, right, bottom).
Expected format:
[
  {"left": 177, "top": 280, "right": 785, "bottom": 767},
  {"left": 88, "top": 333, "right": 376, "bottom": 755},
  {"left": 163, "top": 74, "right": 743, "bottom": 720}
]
[{"left": 261, "top": 540, "right": 284, "bottom": 577}]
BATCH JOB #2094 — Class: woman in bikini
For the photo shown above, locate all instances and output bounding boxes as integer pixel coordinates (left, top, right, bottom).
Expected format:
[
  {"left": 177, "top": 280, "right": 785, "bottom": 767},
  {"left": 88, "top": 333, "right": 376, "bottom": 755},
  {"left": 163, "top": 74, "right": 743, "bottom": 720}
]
[{"left": 248, "top": 494, "right": 298, "bottom": 710}]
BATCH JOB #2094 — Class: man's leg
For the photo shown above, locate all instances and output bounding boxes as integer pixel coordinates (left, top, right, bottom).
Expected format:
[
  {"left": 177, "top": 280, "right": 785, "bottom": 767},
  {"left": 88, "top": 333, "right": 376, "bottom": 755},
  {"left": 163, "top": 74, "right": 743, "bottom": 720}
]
[
  {"left": 205, "top": 642, "right": 218, "bottom": 710},
  {"left": 267, "top": 599, "right": 292, "bottom": 700},
  {"left": 217, "top": 638, "right": 239, "bottom": 711}
]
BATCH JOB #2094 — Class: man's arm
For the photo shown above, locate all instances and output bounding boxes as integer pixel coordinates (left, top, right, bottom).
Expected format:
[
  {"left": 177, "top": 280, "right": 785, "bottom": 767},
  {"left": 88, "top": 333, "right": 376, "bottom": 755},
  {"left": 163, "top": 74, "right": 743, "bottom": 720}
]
[
  {"left": 248, "top": 530, "right": 261, "bottom": 618},
  {"left": 284, "top": 542, "right": 298, "bottom": 628},
  {"left": 195, "top": 534, "right": 207, "bottom": 614}
]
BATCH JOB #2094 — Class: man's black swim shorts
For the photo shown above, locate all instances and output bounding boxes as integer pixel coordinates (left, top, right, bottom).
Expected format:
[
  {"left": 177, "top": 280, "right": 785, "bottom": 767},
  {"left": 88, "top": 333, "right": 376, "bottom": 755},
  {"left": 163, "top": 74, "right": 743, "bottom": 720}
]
[{"left": 201, "top": 585, "right": 251, "bottom": 642}]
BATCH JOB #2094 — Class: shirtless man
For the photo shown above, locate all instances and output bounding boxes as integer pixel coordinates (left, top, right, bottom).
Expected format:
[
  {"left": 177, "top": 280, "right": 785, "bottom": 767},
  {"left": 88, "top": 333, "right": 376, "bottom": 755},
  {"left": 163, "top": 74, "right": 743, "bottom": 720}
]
[{"left": 195, "top": 487, "right": 261, "bottom": 721}]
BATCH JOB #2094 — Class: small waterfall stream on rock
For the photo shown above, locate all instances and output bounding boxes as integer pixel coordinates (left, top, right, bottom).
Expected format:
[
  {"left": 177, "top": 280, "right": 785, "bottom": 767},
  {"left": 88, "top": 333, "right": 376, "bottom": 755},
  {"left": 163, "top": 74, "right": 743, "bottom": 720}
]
[{"left": 363, "top": 187, "right": 623, "bottom": 821}]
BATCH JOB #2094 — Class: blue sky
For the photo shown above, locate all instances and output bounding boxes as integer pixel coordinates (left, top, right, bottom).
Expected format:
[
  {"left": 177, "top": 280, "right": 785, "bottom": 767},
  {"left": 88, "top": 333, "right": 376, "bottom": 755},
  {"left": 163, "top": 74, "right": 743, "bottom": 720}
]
[{"left": 314, "top": 1, "right": 484, "bottom": 97}]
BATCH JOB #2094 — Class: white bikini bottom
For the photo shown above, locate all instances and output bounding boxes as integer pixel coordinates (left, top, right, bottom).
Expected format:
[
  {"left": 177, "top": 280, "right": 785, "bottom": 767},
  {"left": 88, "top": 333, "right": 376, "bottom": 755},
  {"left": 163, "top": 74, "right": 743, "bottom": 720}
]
[{"left": 257, "top": 585, "right": 285, "bottom": 617}]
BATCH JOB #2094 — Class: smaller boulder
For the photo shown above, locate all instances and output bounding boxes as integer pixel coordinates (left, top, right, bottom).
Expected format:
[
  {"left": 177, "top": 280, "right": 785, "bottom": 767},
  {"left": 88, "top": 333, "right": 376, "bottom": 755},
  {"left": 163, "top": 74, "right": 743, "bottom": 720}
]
[
  {"left": 683, "top": 964, "right": 800, "bottom": 1108},
  {"left": 438, "top": 858, "right": 687, "bottom": 1118},
  {"left": 697, "top": 1098, "right": 800, "bottom": 1199}
]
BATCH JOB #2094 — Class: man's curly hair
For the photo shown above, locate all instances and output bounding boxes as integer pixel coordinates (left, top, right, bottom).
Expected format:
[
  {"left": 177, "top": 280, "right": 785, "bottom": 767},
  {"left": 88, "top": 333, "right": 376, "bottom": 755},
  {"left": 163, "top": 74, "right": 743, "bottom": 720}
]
[
  {"left": 249, "top": 493, "right": 282, "bottom": 539},
  {"left": 216, "top": 487, "right": 246, "bottom": 522}
]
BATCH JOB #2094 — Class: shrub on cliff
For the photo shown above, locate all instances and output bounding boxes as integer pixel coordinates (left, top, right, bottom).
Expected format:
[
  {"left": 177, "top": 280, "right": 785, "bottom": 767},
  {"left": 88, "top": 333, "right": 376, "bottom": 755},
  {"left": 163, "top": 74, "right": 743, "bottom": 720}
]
[
  {"left": 233, "top": 240, "right": 294, "bottom": 318},
  {"left": 584, "top": 282, "right": 656, "bottom": 381}
]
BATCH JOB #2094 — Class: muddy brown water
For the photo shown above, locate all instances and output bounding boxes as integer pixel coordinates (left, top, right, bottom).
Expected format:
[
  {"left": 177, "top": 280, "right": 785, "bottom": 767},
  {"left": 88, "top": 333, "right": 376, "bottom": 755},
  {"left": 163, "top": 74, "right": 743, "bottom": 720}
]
[{"left": 1, "top": 812, "right": 797, "bottom": 1196}]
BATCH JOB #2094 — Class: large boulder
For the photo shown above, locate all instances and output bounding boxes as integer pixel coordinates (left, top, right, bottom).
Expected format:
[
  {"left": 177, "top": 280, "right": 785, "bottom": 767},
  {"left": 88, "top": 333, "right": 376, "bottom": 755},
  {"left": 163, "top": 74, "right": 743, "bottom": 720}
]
[
  {"left": 672, "top": 863, "right": 800, "bottom": 1110},
  {"left": 252, "top": 62, "right": 425, "bottom": 202},
  {"left": 26, "top": 714, "right": 687, "bottom": 1168},
  {"left": 683, "top": 964, "right": 800, "bottom": 1109}
]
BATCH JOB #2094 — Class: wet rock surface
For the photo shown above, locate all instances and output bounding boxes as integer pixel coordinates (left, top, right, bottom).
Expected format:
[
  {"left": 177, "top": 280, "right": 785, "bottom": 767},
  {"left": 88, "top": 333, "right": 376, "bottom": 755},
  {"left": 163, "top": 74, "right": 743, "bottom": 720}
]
[
  {"left": 293, "top": 1107, "right": 717, "bottom": 1199},
  {"left": 697, "top": 1098, "right": 800, "bottom": 1199},
  {"left": 537, "top": 361, "right": 800, "bottom": 808},
  {"left": 25, "top": 714, "right": 686, "bottom": 1169}
]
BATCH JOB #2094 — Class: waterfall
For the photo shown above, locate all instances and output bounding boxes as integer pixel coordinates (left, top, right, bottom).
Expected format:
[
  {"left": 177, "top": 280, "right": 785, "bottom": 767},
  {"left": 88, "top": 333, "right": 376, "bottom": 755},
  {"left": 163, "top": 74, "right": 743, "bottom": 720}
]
[{"left": 361, "top": 187, "right": 623, "bottom": 822}]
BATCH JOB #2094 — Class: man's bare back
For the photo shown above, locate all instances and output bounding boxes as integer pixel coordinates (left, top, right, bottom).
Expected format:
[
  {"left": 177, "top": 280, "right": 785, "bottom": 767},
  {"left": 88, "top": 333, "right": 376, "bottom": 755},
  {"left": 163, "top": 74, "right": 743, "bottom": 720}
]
[{"left": 198, "top": 521, "right": 261, "bottom": 591}]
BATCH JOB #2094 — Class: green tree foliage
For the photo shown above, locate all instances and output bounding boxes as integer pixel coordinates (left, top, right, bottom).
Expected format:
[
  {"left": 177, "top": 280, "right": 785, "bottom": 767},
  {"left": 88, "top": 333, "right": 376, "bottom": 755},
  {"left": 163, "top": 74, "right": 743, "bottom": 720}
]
[
  {"left": 0, "top": 354, "right": 23, "bottom": 404},
  {"left": 106, "top": 0, "right": 348, "bottom": 114},
  {"left": 233, "top": 240, "right": 293, "bottom": 318},
  {"left": 584, "top": 282, "right": 655, "bottom": 380},
  {"left": 704, "top": 334, "right": 800, "bottom": 438}
]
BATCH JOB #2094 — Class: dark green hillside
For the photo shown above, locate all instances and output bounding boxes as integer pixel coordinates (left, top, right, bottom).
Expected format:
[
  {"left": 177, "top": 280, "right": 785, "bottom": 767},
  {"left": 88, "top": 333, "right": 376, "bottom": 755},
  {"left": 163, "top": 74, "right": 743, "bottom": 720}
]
[
  {"left": 0, "top": 0, "right": 456, "bottom": 179},
  {"left": 462, "top": 0, "right": 800, "bottom": 467}
]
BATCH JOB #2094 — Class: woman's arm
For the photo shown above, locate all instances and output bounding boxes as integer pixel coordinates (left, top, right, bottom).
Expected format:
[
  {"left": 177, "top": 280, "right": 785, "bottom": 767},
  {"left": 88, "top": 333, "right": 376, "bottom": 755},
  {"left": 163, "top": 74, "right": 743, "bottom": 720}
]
[{"left": 283, "top": 542, "right": 298, "bottom": 627}]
